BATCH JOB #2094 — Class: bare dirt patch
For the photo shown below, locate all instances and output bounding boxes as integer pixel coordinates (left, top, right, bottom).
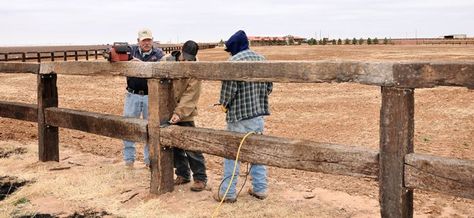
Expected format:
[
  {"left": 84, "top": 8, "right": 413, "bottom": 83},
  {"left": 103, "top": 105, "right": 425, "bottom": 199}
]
[{"left": 0, "top": 45, "right": 473, "bottom": 217}]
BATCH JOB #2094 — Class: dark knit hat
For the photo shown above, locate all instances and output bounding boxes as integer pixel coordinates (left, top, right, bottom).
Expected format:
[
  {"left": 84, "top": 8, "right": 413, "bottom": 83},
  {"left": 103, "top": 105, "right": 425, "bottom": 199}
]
[{"left": 182, "top": 40, "right": 199, "bottom": 61}]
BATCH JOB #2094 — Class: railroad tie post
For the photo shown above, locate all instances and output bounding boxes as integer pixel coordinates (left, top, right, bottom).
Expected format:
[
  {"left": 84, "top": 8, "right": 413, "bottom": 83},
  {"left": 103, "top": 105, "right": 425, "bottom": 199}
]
[
  {"left": 38, "top": 73, "right": 59, "bottom": 162},
  {"left": 379, "top": 87, "right": 414, "bottom": 218},
  {"left": 147, "top": 78, "right": 175, "bottom": 194}
]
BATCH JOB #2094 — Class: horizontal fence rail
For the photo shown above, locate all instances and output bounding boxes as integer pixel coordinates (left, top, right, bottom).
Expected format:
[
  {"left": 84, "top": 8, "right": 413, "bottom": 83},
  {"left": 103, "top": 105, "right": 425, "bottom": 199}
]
[
  {"left": 36, "top": 61, "right": 474, "bottom": 88},
  {"left": 0, "top": 43, "right": 218, "bottom": 62},
  {"left": 0, "top": 61, "right": 473, "bottom": 218}
]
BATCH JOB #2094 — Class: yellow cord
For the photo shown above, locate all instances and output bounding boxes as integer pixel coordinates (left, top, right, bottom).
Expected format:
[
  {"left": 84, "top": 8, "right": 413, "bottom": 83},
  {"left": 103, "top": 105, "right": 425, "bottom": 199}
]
[{"left": 212, "top": 131, "right": 255, "bottom": 218}]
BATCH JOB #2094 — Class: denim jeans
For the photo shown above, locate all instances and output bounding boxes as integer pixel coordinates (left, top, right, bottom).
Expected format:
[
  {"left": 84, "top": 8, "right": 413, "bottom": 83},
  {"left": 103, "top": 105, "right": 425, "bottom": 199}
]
[
  {"left": 173, "top": 121, "right": 207, "bottom": 182},
  {"left": 219, "top": 116, "right": 267, "bottom": 198},
  {"left": 123, "top": 92, "right": 150, "bottom": 165}
]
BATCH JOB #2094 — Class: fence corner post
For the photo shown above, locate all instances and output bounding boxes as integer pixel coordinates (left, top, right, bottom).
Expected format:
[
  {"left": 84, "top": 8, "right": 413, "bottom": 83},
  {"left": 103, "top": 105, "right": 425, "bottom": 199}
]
[
  {"left": 147, "top": 78, "right": 175, "bottom": 194},
  {"left": 37, "top": 72, "right": 59, "bottom": 162},
  {"left": 379, "top": 86, "right": 414, "bottom": 218}
]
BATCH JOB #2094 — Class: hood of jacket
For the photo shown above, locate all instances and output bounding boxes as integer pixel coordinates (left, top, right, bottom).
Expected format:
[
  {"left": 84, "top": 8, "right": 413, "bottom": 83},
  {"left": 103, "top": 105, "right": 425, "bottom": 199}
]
[{"left": 225, "top": 30, "right": 249, "bottom": 56}]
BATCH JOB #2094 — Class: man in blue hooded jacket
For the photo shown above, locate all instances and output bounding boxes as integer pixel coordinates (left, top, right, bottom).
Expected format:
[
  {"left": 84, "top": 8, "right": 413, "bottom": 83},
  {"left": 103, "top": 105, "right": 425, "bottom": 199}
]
[{"left": 215, "top": 30, "right": 273, "bottom": 202}]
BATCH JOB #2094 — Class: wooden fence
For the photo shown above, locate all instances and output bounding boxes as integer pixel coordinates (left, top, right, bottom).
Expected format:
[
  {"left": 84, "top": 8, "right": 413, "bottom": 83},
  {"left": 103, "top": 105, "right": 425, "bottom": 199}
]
[
  {"left": 0, "top": 43, "right": 217, "bottom": 62},
  {"left": 0, "top": 61, "right": 473, "bottom": 218}
]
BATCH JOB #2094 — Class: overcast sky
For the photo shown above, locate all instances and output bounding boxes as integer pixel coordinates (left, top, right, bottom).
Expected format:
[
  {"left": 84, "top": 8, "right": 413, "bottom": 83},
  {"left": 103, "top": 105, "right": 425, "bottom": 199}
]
[{"left": 1, "top": 0, "right": 473, "bottom": 45}]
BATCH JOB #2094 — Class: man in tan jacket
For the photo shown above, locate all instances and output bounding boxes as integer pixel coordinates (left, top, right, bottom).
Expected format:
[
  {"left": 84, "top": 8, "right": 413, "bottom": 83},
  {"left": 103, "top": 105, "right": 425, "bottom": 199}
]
[{"left": 163, "top": 40, "right": 207, "bottom": 192}]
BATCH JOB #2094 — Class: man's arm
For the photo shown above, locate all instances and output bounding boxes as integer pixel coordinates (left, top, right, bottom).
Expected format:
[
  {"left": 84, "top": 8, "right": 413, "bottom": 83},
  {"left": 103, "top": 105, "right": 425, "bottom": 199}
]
[
  {"left": 219, "top": 80, "right": 238, "bottom": 108},
  {"left": 173, "top": 78, "right": 202, "bottom": 119}
]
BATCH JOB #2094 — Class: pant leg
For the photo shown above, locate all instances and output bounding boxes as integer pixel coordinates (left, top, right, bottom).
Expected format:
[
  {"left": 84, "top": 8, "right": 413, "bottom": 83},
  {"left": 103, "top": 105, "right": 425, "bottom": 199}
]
[
  {"left": 250, "top": 164, "right": 267, "bottom": 193},
  {"left": 176, "top": 121, "right": 207, "bottom": 182},
  {"left": 220, "top": 158, "right": 240, "bottom": 198},
  {"left": 174, "top": 147, "right": 190, "bottom": 180},
  {"left": 141, "top": 95, "right": 150, "bottom": 165},
  {"left": 186, "top": 150, "right": 207, "bottom": 182},
  {"left": 123, "top": 93, "right": 142, "bottom": 163}
]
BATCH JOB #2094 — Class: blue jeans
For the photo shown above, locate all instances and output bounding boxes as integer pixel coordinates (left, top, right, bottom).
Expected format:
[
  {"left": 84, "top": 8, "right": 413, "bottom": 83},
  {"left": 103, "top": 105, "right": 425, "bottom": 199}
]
[
  {"left": 219, "top": 116, "right": 267, "bottom": 198},
  {"left": 123, "top": 92, "right": 150, "bottom": 165}
]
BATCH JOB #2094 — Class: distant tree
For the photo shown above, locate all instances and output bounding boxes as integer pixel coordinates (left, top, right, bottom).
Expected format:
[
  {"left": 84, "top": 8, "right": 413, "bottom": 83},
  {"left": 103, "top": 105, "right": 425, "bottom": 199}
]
[
  {"left": 337, "top": 38, "right": 342, "bottom": 45},
  {"left": 358, "top": 38, "right": 364, "bottom": 45},
  {"left": 344, "top": 38, "right": 350, "bottom": 45},
  {"left": 322, "top": 38, "right": 328, "bottom": 45},
  {"left": 218, "top": 39, "right": 225, "bottom": 46},
  {"left": 331, "top": 39, "right": 337, "bottom": 45},
  {"left": 373, "top": 37, "right": 379, "bottom": 45},
  {"left": 352, "top": 38, "right": 357, "bottom": 45},
  {"left": 367, "top": 38, "right": 372, "bottom": 45},
  {"left": 383, "top": 37, "right": 389, "bottom": 45},
  {"left": 307, "top": 38, "right": 317, "bottom": 45},
  {"left": 319, "top": 39, "right": 323, "bottom": 45}
]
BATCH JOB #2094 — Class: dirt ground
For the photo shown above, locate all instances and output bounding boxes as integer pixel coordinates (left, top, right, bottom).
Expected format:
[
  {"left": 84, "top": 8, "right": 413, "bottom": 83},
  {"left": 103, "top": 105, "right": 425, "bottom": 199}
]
[{"left": 0, "top": 45, "right": 473, "bottom": 217}]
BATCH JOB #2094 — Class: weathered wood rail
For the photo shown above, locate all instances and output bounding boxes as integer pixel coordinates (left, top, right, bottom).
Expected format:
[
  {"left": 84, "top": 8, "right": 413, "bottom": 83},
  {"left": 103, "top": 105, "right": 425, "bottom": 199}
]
[
  {"left": 0, "top": 43, "right": 218, "bottom": 62},
  {"left": 0, "top": 61, "right": 473, "bottom": 218}
]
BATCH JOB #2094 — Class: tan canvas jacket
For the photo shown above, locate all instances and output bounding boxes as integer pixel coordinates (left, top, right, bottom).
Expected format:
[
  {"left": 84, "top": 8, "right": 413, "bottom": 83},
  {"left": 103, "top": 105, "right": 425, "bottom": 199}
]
[{"left": 161, "top": 54, "right": 202, "bottom": 122}]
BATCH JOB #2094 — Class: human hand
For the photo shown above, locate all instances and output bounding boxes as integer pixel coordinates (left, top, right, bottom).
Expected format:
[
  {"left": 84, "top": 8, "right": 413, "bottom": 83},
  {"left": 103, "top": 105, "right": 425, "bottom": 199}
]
[
  {"left": 130, "top": 57, "right": 142, "bottom": 62},
  {"left": 169, "top": 113, "right": 181, "bottom": 124}
]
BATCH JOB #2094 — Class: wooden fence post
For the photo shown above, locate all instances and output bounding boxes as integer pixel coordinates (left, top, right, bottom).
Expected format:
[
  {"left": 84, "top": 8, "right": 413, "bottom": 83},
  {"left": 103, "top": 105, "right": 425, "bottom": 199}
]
[
  {"left": 64, "top": 51, "right": 67, "bottom": 61},
  {"left": 37, "top": 52, "right": 41, "bottom": 63},
  {"left": 85, "top": 51, "right": 89, "bottom": 60},
  {"left": 94, "top": 50, "right": 98, "bottom": 59},
  {"left": 74, "top": 51, "right": 78, "bottom": 61},
  {"left": 38, "top": 73, "right": 59, "bottom": 161},
  {"left": 379, "top": 87, "right": 414, "bottom": 218},
  {"left": 22, "top": 53, "right": 26, "bottom": 62},
  {"left": 51, "top": 52, "right": 55, "bottom": 62},
  {"left": 147, "top": 79, "right": 175, "bottom": 194}
]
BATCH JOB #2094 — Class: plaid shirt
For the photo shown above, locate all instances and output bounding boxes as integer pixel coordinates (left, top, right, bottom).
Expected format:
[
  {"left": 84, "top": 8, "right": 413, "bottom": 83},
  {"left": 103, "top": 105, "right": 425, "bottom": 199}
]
[{"left": 219, "top": 49, "right": 273, "bottom": 122}]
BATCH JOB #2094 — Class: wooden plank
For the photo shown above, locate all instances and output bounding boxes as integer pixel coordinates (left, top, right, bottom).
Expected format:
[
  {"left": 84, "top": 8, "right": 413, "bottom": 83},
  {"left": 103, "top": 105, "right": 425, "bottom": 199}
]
[
  {"left": 38, "top": 61, "right": 474, "bottom": 88},
  {"left": 394, "top": 62, "right": 474, "bottom": 89},
  {"left": 0, "top": 62, "right": 40, "bottom": 74},
  {"left": 405, "top": 153, "right": 474, "bottom": 199},
  {"left": 38, "top": 61, "right": 395, "bottom": 86},
  {"left": 44, "top": 107, "right": 147, "bottom": 142},
  {"left": 160, "top": 125, "right": 379, "bottom": 178},
  {"left": 0, "top": 101, "right": 38, "bottom": 122},
  {"left": 379, "top": 87, "right": 414, "bottom": 218},
  {"left": 37, "top": 73, "right": 59, "bottom": 162},
  {"left": 147, "top": 79, "right": 175, "bottom": 194}
]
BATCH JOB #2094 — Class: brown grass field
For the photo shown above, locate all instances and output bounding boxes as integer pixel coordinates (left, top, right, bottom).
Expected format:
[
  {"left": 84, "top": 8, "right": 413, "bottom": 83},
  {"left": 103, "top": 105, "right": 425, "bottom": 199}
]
[{"left": 0, "top": 45, "right": 473, "bottom": 217}]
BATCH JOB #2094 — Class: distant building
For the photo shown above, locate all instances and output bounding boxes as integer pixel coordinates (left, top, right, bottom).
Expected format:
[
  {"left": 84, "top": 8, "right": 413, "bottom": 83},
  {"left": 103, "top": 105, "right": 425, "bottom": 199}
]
[
  {"left": 444, "top": 34, "right": 467, "bottom": 39},
  {"left": 248, "top": 35, "right": 306, "bottom": 46}
]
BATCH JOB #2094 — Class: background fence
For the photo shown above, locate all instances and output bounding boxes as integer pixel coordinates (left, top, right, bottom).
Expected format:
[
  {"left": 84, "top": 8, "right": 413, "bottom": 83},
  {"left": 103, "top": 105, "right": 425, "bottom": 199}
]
[{"left": 0, "top": 61, "right": 473, "bottom": 218}]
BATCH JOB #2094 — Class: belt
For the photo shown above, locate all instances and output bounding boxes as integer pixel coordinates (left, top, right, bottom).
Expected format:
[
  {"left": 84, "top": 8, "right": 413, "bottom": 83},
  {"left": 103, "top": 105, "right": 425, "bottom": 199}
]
[{"left": 127, "top": 87, "right": 148, "bottom": 95}]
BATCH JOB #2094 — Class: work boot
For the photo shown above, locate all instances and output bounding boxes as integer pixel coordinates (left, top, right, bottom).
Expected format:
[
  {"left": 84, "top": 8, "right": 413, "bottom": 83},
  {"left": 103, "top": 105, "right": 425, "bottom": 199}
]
[
  {"left": 248, "top": 188, "right": 267, "bottom": 200},
  {"left": 174, "top": 176, "right": 190, "bottom": 185},
  {"left": 190, "top": 180, "right": 206, "bottom": 192},
  {"left": 212, "top": 192, "right": 236, "bottom": 203}
]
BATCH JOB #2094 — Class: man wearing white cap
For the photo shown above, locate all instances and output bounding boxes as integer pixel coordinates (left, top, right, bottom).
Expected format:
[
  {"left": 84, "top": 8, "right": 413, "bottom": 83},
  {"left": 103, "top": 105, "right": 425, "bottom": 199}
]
[{"left": 122, "top": 28, "right": 164, "bottom": 168}]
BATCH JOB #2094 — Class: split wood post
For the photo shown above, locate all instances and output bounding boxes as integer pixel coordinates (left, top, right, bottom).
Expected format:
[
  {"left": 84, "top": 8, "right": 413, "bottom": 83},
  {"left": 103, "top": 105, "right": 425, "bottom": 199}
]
[
  {"left": 379, "top": 87, "right": 414, "bottom": 218},
  {"left": 38, "top": 73, "right": 59, "bottom": 161},
  {"left": 147, "top": 78, "right": 175, "bottom": 194}
]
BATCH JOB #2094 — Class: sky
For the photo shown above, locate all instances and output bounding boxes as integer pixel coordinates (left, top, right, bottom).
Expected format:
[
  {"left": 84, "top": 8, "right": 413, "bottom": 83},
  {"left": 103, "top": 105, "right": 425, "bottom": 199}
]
[{"left": 0, "top": 0, "right": 473, "bottom": 46}]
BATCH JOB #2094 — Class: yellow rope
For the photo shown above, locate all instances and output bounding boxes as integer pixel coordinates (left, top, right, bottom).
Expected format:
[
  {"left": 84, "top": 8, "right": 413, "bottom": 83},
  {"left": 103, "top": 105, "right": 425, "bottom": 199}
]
[{"left": 212, "top": 131, "right": 255, "bottom": 218}]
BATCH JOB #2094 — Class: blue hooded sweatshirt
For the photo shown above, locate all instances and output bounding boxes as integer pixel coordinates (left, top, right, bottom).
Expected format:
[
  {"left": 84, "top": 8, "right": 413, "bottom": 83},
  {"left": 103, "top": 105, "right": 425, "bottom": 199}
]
[{"left": 225, "top": 30, "right": 249, "bottom": 56}]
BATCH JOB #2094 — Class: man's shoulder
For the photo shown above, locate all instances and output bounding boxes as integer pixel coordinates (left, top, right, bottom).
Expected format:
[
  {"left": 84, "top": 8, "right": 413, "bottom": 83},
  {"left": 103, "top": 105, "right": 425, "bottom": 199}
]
[{"left": 230, "top": 49, "right": 265, "bottom": 61}]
